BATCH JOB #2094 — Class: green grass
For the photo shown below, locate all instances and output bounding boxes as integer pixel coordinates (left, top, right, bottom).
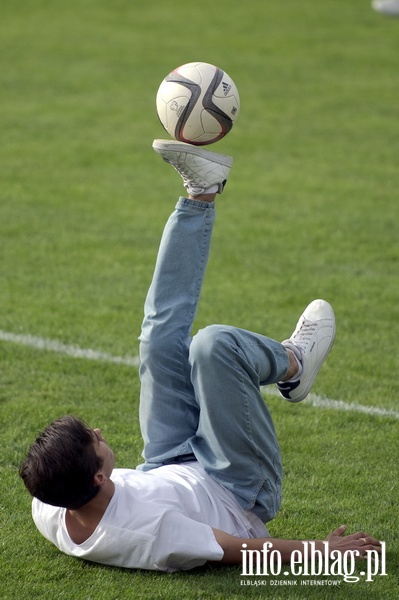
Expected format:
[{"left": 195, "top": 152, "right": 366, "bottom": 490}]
[{"left": 1, "top": 0, "right": 398, "bottom": 598}]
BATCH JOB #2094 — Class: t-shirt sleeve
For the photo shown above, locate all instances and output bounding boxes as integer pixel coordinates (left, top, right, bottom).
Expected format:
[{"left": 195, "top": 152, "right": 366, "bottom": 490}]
[
  {"left": 152, "top": 509, "right": 224, "bottom": 572},
  {"left": 79, "top": 511, "right": 223, "bottom": 572}
]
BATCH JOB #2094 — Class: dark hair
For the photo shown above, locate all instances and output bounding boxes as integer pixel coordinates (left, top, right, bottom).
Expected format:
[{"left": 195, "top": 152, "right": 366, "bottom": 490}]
[{"left": 20, "top": 416, "right": 103, "bottom": 509}]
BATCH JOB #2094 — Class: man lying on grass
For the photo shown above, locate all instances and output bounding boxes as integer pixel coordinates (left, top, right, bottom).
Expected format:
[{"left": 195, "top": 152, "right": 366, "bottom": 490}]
[{"left": 20, "top": 140, "right": 381, "bottom": 572}]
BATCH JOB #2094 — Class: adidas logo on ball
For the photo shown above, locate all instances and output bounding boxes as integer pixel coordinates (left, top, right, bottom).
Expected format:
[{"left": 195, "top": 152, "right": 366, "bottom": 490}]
[{"left": 222, "top": 81, "right": 232, "bottom": 95}]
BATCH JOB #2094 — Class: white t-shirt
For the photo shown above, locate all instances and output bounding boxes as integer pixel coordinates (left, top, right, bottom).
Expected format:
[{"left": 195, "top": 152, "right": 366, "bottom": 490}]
[{"left": 32, "top": 461, "right": 268, "bottom": 572}]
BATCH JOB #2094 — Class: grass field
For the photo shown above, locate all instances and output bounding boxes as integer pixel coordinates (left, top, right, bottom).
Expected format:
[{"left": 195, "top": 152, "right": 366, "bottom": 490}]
[{"left": 1, "top": 0, "right": 398, "bottom": 598}]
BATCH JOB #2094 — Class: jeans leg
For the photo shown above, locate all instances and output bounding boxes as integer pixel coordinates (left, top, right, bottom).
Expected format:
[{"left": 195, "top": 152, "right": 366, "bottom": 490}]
[
  {"left": 138, "top": 197, "right": 216, "bottom": 470},
  {"left": 188, "top": 324, "right": 289, "bottom": 522}
]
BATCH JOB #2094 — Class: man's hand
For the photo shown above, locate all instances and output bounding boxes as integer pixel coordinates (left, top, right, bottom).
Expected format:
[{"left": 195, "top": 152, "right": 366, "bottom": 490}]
[{"left": 326, "top": 524, "right": 382, "bottom": 557}]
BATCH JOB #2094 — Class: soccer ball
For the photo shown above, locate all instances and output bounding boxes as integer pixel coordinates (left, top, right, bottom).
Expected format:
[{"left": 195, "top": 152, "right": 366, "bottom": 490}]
[
  {"left": 372, "top": 0, "right": 399, "bottom": 16},
  {"left": 156, "top": 62, "right": 240, "bottom": 146}
]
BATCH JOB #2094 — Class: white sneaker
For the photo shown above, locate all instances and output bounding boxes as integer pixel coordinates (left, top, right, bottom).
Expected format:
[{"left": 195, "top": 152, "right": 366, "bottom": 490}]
[
  {"left": 277, "top": 299, "right": 336, "bottom": 403},
  {"left": 152, "top": 139, "right": 233, "bottom": 195},
  {"left": 372, "top": 0, "right": 399, "bottom": 16}
]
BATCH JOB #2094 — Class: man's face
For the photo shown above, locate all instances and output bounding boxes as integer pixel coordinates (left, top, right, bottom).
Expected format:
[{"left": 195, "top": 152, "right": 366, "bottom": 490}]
[{"left": 92, "top": 428, "right": 115, "bottom": 477}]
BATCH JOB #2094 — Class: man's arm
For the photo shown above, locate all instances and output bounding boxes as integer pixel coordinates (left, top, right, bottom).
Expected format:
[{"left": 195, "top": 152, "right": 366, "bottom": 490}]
[{"left": 212, "top": 525, "right": 382, "bottom": 564}]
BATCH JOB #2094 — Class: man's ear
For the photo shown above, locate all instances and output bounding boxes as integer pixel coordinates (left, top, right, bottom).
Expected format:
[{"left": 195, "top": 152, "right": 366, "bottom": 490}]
[{"left": 93, "top": 470, "right": 107, "bottom": 487}]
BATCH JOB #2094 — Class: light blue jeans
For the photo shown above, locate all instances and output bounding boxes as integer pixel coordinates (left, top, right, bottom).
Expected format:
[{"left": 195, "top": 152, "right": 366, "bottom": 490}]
[{"left": 138, "top": 198, "right": 289, "bottom": 522}]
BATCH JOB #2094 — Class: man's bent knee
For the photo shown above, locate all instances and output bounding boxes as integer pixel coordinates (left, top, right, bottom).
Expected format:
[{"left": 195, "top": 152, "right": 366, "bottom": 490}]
[{"left": 189, "top": 325, "right": 236, "bottom": 368}]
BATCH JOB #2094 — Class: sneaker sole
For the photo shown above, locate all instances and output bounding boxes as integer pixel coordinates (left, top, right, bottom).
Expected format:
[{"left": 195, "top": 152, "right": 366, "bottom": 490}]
[{"left": 152, "top": 139, "right": 233, "bottom": 169}]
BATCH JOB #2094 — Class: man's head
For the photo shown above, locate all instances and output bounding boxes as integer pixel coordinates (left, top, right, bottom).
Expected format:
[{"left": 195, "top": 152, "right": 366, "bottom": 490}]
[{"left": 20, "top": 416, "right": 109, "bottom": 509}]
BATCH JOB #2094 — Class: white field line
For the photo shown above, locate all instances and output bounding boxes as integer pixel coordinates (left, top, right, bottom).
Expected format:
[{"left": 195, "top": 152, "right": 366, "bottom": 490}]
[
  {"left": 0, "top": 329, "right": 140, "bottom": 368},
  {"left": 1, "top": 329, "right": 398, "bottom": 420},
  {"left": 261, "top": 387, "right": 399, "bottom": 419}
]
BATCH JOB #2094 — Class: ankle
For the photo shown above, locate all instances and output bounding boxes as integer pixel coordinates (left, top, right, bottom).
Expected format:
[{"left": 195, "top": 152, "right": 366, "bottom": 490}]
[
  {"left": 188, "top": 193, "right": 217, "bottom": 202},
  {"left": 282, "top": 349, "right": 301, "bottom": 381}
]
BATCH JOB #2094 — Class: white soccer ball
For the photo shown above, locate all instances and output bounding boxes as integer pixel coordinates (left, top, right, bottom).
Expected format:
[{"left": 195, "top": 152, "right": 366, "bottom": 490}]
[{"left": 156, "top": 62, "right": 240, "bottom": 146}]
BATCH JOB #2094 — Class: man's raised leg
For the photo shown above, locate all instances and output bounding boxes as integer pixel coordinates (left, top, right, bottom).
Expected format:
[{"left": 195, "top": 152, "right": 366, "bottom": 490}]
[{"left": 138, "top": 141, "right": 233, "bottom": 470}]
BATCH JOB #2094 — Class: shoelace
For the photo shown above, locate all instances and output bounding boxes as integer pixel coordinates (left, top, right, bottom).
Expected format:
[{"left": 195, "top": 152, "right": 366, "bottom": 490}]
[
  {"left": 164, "top": 160, "right": 201, "bottom": 186},
  {"left": 292, "top": 318, "right": 317, "bottom": 350}
]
